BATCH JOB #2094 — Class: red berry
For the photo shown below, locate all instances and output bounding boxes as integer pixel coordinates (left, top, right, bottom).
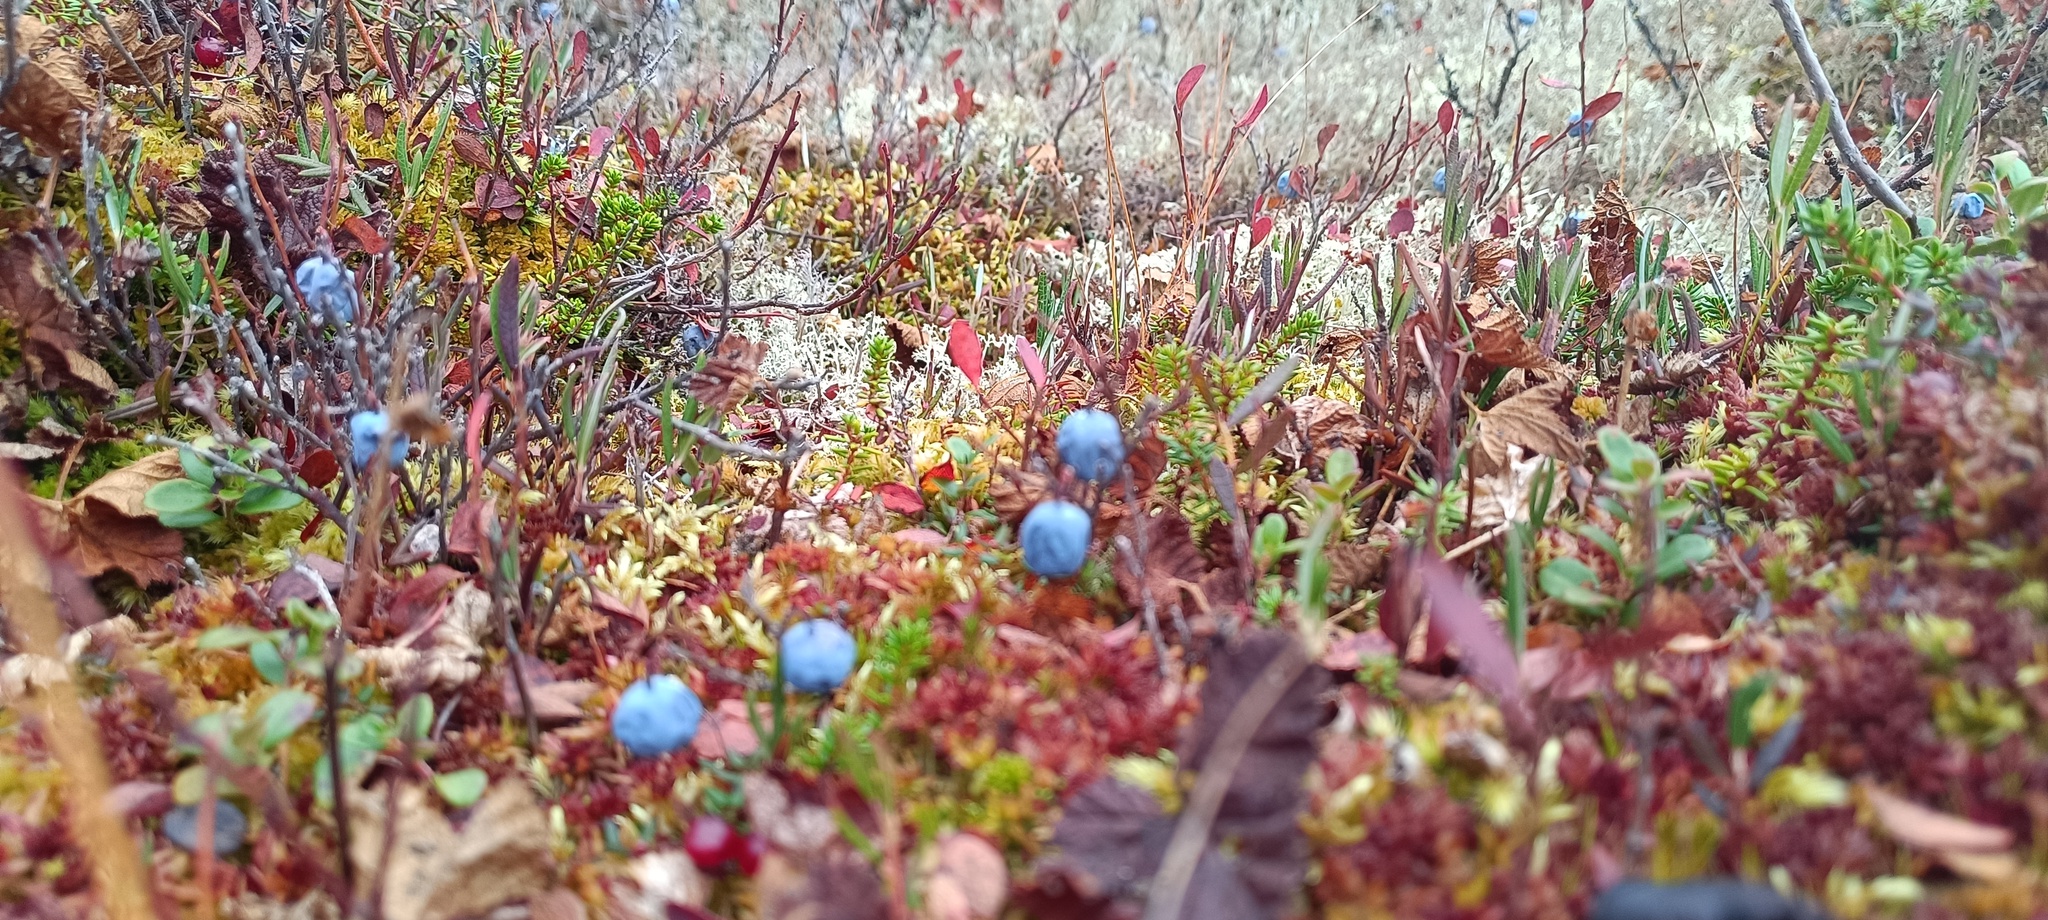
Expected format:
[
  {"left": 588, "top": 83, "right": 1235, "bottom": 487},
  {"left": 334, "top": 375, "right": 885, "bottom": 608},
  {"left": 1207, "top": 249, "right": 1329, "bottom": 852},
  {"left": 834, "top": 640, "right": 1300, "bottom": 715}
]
[
  {"left": 682, "top": 816, "right": 738, "bottom": 871},
  {"left": 194, "top": 36, "right": 228, "bottom": 68},
  {"left": 733, "top": 834, "right": 768, "bottom": 876}
]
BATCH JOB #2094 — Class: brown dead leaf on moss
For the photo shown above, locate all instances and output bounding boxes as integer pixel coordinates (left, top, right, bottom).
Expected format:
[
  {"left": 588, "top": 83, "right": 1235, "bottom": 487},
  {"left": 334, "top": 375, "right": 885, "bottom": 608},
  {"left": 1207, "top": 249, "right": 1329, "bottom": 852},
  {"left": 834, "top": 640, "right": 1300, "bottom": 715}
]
[
  {"left": 29, "top": 450, "right": 186, "bottom": 586},
  {"left": 1462, "top": 295, "right": 1555, "bottom": 373},
  {"left": 690, "top": 335, "right": 768, "bottom": 411},
  {"left": 0, "top": 17, "right": 95, "bottom": 155},
  {"left": 347, "top": 780, "right": 553, "bottom": 920},
  {"left": 1471, "top": 377, "right": 1582, "bottom": 477}
]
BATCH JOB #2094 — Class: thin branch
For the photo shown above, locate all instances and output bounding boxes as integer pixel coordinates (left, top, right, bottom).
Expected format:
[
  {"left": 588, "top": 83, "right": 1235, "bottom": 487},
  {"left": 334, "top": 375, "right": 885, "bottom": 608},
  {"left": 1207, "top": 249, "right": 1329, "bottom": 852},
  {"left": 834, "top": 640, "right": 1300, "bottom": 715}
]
[{"left": 1767, "top": 0, "right": 1914, "bottom": 219}]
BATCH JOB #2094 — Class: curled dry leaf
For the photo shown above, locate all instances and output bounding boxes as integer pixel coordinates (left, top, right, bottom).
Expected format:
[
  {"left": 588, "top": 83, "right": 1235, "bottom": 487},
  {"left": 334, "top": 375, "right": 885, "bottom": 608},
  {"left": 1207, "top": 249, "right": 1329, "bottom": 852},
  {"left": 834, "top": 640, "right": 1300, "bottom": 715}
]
[
  {"left": 30, "top": 450, "right": 187, "bottom": 586},
  {"left": 347, "top": 780, "right": 554, "bottom": 920},
  {"left": 1463, "top": 295, "right": 1555, "bottom": 372},
  {"left": 1471, "top": 376, "right": 1583, "bottom": 477},
  {"left": 0, "top": 17, "right": 95, "bottom": 155},
  {"left": 1859, "top": 781, "right": 2015, "bottom": 854},
  {"left": 689, "top": 335, "right": 769, "bottom": 411}
]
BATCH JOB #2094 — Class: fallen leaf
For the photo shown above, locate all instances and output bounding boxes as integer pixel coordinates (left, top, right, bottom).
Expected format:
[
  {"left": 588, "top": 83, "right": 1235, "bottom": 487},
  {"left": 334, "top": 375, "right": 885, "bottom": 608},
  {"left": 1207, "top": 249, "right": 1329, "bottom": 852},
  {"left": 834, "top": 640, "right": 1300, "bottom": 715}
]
[
  {"left": 502, "top": 675, "right": 596, "bottom": 724},
  {"left": 1395, "top": 550, "right": 1534, "bottom": 744},
  {"left": 1472, "top": 376, "right": 1582, "bottom": 476},
  {"left": 1463, "top": 295, "right": 1552, "bottom": 371},
  {"left": 0, "top": 17, "right": 95, "bottom": 155},
  {"left": 691, "top": 698, "right": 764, "bottom": 760},
  {"left": 689, "top": 335, "right": 767, "bottom": 411},
  {"left": 348, "top": 780, "right": 553, "bottom": 920},
  {"left": 1860, "top": 781, "right": 2015, "bottom": 854},
  {"left": 875, "top": 482, "right": 924, "bottom": 516},
  {"left": 31, "top": 450, "right": 187, "bottom": 585},
  {"left": 920, "top": 832, "right": 1008, "bottom": 920}
]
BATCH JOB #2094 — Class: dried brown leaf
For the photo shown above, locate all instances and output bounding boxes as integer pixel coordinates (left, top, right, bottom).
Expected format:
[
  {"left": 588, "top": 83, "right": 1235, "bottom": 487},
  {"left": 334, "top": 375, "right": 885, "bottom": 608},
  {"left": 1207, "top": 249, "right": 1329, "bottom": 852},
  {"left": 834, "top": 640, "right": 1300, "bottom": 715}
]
[
  {"left": 1860, "top": 781, "right": 2015, "bottom": 854},
  {"left": 32, "top": 450, "right": 186, "bottom": 585},
  {"left": 347, "top": 780, "right": 553, "bottom": 920},
  {"left": 0, "top": 17, "right": 95, "bottom": 155},
  {"left": 689, "top": 335, "right": 767, "bottom": 411},
  {"left": 1463, "top": 296, "right": 1553, "bottom": 372},
  {"left": 1472, "top": 377, "right": 1582, "bottom": 476}
]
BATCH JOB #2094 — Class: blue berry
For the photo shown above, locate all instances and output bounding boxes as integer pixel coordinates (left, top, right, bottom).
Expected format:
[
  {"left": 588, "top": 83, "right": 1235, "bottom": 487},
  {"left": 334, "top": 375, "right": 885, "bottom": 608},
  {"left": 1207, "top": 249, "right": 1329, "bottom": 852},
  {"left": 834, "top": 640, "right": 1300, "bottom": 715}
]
[
  {"left": 295, "top": 255, "right": 357, "bottom": 326},
  {"left": 1275, "top": 170, "right": 1298, "bottom": 199},
  {"left": 348, "top": 410, "right": 409, "bottom": 470},
  {"left": 1515, "top": 8, "right": 1539, "bottom": 26},
  {"left": 162, "top": 801, "right": 248, "bottom": 855},
  {"left": 610, "top": 674, "right": 703, "bottom": 758},
  {"left": 780, "top": 620, "right": 858, "bottom": 693},
  {"left": 1020, "top": 500, "right": 1092, "bottom": 577},
  {"left": 1562, "top": 210, "right": 1591, "bottom": 238},
  {"left": 1139, "top": 14, "right": 1158, "bottom": 33},
  {"left": 1057, "top": 408, "right": 1126, "bottom": 482},
  {"left": 1952, "top": 191, "right": 1986, "bottom": 219},
  {"left": 680, "top": 324, "right": 712, "bottom": 362},
  {"left": 1432, "top": 167, "right": 1447, "bottom": 194},
  {"left": 1565, "top": 111, "right": 1592, "bottom": 138}
]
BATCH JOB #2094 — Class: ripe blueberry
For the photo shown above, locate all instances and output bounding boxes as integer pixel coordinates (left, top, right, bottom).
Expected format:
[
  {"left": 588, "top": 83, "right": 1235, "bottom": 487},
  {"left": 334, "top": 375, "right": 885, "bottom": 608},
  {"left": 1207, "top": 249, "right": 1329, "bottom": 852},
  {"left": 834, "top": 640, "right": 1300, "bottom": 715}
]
[
  {"left": 1562, "top": 210, "right": 1591, "bottom": 238},
  {"left": 1432, "top": 167, "right": 1447, "bottom": 194},
  {"left": 610, "top": 674, "right": 703, "bottom": 758},
  {"left": 162, "top": 801, "right": 248, "bottom": 855},
  {"left": 295, "top": 254, "right": 358, "bottom": 325},
  {"left": 780, "top": 619, "right": 857, "bottom": 693},
  {"left": 1020, "top": 499, "right": 1091, "bottom": 577},
  {"left": 1057, "top": 408, "right": 1126, "bottom": 482},
  {"left": 1514, "top": 8, "right": 1538, "bottom": 26},
  {"left": 1565, "top": 111, "right": 1592, "bottom": 138},
  {"left": 1952, "top": 192, "right": 1986, "bottom": 219},
  {"left": 349, "top": 410, "right": 409, "bottom": 471}
]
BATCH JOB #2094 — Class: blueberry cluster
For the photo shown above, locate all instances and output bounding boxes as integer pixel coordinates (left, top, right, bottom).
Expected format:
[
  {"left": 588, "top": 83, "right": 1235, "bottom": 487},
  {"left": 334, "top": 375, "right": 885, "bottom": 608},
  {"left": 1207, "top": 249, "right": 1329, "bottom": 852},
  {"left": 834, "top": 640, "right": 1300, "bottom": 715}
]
[{"left": 1018, "top": 408, "right": 1130, "bottom": 578}]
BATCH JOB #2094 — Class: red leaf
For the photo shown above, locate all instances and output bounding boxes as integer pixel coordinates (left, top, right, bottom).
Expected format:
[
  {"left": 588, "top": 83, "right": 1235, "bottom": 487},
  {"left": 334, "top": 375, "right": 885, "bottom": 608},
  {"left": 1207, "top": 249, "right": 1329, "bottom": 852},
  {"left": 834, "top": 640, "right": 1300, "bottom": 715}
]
[
  {"left": 1316, "top": 123, "right": 1340, "bottom": 156},
  {"left": 587, "top": 125, "right": 613, "bottom": 161},
  {"left": 1583, "top": 90, "right": 1623, "bottom": 122},
  {"left": 942, "top": 48, "right": 963, "bottom": 69},
  {"left": 1249, "top": 215, "right": 1274, "bottom": 248},
  {"left": 946, "top": 318, "right": 984, "bottom": 387},
  {"left": 341, "top": 215, "right": 387, "bottom": 255},
  {"left": 1490, "top": 214, "right": 1512, "bottom": 236},
  {"left": 641, "top": 127, "right": 661, "bottom": 159},
  {"left": 298, "top": 449, "right": 339, "bottom": 488},
  {"left": 1582, "top": 0, "right": 1593, "bottom": 9},
  {"left": 1389, "top": 207, "right": 1415, "bottom": 236},
  {"left": 1175, "top": 64, "right": 1206, "bottom": 112},
  {"left": 876, "top": 482, "right": 924, "bottom": 516},
  {"left": 1016, "top": 335, "right": 1046, "bottom": 388},
  {"left": 571, "top": 32, "right": 589, "bottom": 74},
  {"left": 1057, "top": 1, "right": 1070, "bottom": 20},
  {"left": 1437, "top": 100, "right": 1457, "bottom": 134},
  {"left": 1540, "top": 76, "right": 1573, "bottom": 89},
  {"left": 1100, "top": 59, "right": 1118, "bottom": 79},
  {"left": 1404, "top": 551, "right": 1533, "bottom": 739},
  {"left": 920, "top": 460, "right": 957, "bottom": 490},
  {"left": 1236, "top": 85, "right": 1270, "bottom": 131},
  {"left": 1335, "top": 173, "right": 1361, "bottom": 202},
  {"left": 1531, "top": 133, "right": 1553, "bottom": 149},
  {"left": 953, "top": 78, "right": 978, "bottom": 122},
  {"left": 1049, "top": 48, "right": 1064, "bottom": 67}
]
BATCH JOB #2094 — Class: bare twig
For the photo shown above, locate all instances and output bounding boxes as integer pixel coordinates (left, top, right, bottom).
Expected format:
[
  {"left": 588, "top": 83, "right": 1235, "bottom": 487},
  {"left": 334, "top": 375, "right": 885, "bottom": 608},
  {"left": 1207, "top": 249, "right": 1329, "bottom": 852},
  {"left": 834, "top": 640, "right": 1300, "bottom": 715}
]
[{"left": 1767, "top": 0, "right": 1914, "bottom": 219}]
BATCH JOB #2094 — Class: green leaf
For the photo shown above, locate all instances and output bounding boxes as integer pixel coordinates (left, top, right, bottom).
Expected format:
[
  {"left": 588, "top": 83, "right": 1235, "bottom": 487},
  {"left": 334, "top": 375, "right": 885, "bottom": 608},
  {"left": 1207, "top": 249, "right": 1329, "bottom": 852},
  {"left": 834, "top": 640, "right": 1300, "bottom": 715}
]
[
  {"left": 197, "top": 625, "right": 273, "bottom": 650},
  {"left": 256, "top": 689, "right": 319, "bottom": 749},
  {"left": 1323, "top": 448, "right": 1359, "bottom": 488},
  {"left": 250, "top": 638, "right": 289, "bottom": 685},
  {"left": 179, "top": 449, "right": 216, "bottom": 487},
  {"left": 431, "top": 768, "right": 489, "bottom": 808},
  {"left": 2008, "top": 177, "right": 2048, "bottom": 219},
  {"left": 1253, "top": 514, "right": 1288, "bottom": 566},
  {"left": 1595, "top": 427, "right": 1654, "bottom": 483},
  {"left": 1728, "top": 675, "right": 1771, "bottom": 749},
  {"left": 1539, "top": 558, "right": 1615, "bottom": 610},
  {"left": 145, "top": 478, "right": 215, "bottom": 515},
  {"left": 1990, "top": 151, "right": 2034, "bottom": 185},
  {"left": 157, "top": 508, "right": 220, "bottom": 529},
  {"left": 1656, "top": 533, "right": 1716, "bottom": 580},
  {"left": 236, "top": 485, "right": 304, "bottom": 515},
  {"left": 1801, "top": 409, "right": 1857, "bottom": 465},
  {"left": 398, "top": 694, "right": 436, "bottom": 742}
]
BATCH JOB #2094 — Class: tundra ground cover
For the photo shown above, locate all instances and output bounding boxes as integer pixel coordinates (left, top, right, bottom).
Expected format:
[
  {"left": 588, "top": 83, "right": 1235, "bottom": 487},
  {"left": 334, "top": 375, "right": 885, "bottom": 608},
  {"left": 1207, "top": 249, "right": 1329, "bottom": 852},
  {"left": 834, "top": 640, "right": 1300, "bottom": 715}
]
[{"left": 3, "top": 0, "right": 2048, "bottom": 918}]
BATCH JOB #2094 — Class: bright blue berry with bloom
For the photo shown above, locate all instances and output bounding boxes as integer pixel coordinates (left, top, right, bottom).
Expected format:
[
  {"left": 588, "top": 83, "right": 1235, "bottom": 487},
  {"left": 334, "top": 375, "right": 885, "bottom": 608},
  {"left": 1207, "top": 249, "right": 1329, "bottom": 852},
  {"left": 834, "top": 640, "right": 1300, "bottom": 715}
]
[
  {"left": 1021, "top": 500, "right": 1092, "bottom": 577},
  {"left": 1057, "top": 408, "right": 1126, "bottom": 482},
  {"left": 1515, "top": 8, "right": 1538, "bottom": 26},
  {"left": 1952, "top": 192, "right": 1986, "bottom": 219},
  {"left": 1139, "top": 14, "right": 1158, "bottom": 33},
  {"left": 611, "top": 674, "right": 703, "bottom": 757},
  {"left": 295, "top": 255, "right": 358, "bottom": 325},
  {"left": 1562, "top": 210, "right": 1591, "bottom": 238},
  {"left": 780, "top": 619, "right": 858, "bottom": 693},
  {"left": 1275, "top": 170, "right": 1299, "bottom": 199},
  {"left": 349, "top": 410, "right": 409, "bottom": 470},
  {"left": 1432, "top": 167, "right": 1447, "bottom": 194},
  {"left": 1565, "top": 111, "right": 1592, "bottom": 138},
  {"left": 163, "top": 801, "right": 248, "bottom": 855}
]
